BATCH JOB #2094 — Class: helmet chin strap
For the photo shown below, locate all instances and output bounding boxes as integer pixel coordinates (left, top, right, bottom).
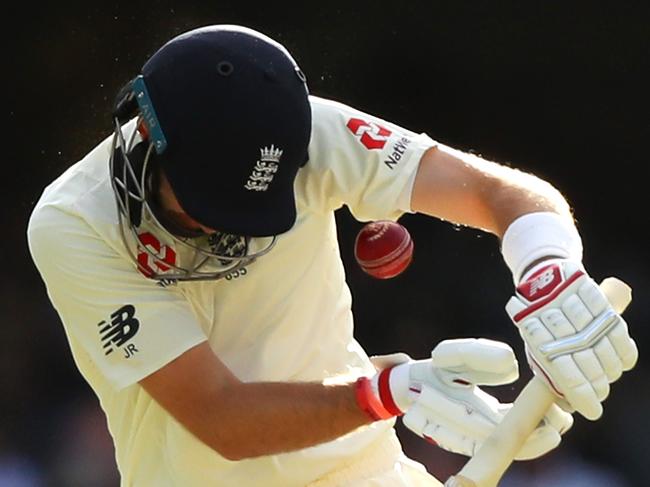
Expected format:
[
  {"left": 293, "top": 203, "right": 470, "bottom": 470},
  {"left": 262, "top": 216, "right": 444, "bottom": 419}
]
[{"left": 110, "top": 117, "right": 276, "bottom": 283}]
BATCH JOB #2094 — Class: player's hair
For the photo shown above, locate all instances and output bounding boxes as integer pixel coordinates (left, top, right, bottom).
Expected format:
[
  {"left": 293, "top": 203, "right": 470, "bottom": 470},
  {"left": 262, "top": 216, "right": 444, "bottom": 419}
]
[{"left": 112, "top": 77, "right": 139, "bottom": 125}]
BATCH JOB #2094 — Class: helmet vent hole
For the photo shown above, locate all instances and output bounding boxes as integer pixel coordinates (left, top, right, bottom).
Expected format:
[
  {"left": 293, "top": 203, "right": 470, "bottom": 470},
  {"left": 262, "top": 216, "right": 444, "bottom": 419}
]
[{"left": 217, "top": 61, "right": 234, "bottom": 76}]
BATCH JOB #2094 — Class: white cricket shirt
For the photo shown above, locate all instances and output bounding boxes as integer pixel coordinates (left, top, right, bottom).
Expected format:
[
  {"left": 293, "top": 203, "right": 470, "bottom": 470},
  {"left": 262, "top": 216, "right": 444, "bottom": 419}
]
[{"left": 28, "top": 96, "right": 436, "bottom": 486}]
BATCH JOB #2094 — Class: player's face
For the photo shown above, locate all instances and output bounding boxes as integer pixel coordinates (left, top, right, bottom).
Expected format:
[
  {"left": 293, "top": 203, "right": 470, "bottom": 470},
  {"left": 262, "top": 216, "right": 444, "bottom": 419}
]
[{"left": 155, "top": 170, "right": 218, "bottom": 237}]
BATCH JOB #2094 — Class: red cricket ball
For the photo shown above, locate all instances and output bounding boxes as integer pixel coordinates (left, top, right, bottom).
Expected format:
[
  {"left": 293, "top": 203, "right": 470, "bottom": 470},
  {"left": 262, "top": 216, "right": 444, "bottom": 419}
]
[{"left": 354, "top": 220, "right": 414, "bottom": 279}]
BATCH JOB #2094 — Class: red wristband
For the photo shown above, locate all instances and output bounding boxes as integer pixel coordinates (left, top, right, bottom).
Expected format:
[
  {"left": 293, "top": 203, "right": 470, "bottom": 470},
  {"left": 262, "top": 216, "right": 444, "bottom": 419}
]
[{"left": 354, "top": 376, "right": 395, "bottom": 422}]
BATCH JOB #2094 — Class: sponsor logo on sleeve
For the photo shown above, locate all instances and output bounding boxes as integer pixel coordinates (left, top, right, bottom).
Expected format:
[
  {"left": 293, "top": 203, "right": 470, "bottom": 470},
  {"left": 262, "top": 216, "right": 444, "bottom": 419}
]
[
  {"left": 98, "top": 304, "right": 140, "bottom": 359},
  {"left": 346, "top": 118, "right": 392, "bottom": 150},
  {"left": 346, "top": 117, "right": 413, "bottom": 170},
  {"left": 383, "top": 136, "right": 412, "bottom": 170}
]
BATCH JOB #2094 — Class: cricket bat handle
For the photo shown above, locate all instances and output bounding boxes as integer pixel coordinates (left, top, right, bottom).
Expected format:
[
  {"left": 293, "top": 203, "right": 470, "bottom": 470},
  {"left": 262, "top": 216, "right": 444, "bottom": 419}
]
[{"left": 445, "top": 277, "right": 632, "bottom": 487}]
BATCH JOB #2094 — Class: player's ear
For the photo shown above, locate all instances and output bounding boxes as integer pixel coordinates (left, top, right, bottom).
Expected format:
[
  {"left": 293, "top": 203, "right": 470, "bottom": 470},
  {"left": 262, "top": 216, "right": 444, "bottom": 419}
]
[{"left": 112, "top": 77, "right": 139, "bottom": 123}]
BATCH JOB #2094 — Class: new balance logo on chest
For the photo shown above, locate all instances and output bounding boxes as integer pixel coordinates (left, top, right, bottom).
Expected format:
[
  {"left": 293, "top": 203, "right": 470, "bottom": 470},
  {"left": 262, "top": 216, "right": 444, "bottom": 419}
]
[{"left": 244, "top": 145, "right": 283, "bottom": 192}]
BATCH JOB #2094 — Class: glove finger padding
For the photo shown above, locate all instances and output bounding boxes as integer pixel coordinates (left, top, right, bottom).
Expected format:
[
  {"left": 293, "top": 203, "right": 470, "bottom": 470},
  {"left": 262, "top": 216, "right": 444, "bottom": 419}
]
[
  {"left": 540, "top": 401, "right": 574, "bottom": 434},
  {"left": 403, "top": 388, "right": 492, "bottom": 457},
  {"left": 608, "top": 318, "right": 639, "bottom": 371},
  {"left": 496, "top": 402, "right": 573, "bottom": 460},
  {"left": 403, "top": 383, "right": 573, "bottom": 460},
  {"left": 513, "top": 424, "right": 561, "bottom": 460},
  {"left": 430, "top": 338, "right": 519, "bottom": 386}
]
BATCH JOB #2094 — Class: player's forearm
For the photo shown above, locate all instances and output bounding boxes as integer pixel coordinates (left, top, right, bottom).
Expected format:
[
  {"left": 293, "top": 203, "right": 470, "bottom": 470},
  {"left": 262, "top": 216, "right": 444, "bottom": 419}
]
[
  {"left": 140, "top": 343, "right": 373, "bottom": 461},
  {"left": 196, "top": 381, "right": 371, "bottom": 460},
  {"left": 411, "top": 144, "right": 573, "bottom": 237}
]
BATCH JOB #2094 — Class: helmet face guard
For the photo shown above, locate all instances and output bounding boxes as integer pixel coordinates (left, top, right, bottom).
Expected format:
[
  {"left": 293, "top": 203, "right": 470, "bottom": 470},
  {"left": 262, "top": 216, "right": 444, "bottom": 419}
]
[{"left": 109, "top": 116, "right": 276, "bottom": 283}]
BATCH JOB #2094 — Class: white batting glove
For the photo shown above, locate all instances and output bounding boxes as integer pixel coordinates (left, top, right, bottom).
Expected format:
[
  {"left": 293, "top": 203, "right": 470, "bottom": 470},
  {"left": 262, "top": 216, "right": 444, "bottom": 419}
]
[
  {"left": 365, "top": 339, "right": 573, "bottom": 459},
  {"left": 506, "top": 259, "right": 639, "bottom": 420}
]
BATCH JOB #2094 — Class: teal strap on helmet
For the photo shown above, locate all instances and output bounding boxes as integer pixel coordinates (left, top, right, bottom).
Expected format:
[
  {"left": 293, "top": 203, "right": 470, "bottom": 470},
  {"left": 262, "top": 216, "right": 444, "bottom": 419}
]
[{"left": 132, "top": 75, "right": 168, "bottom": 154}]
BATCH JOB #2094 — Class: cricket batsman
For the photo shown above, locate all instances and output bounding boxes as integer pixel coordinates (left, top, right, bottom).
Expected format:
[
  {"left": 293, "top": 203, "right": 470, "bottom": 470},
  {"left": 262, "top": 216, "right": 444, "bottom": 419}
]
[{"left": 27, "top": 25, "right": 638, "bottom": 486}]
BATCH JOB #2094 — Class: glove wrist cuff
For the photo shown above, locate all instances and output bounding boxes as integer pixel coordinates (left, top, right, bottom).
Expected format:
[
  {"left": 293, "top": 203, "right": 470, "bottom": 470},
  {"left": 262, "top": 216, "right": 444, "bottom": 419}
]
[
  {"left": 377, "top": 367, "right": 406, "bottom": 416},
  {"left": 501, "top": 212, "right": 583, "bottom": 282}
]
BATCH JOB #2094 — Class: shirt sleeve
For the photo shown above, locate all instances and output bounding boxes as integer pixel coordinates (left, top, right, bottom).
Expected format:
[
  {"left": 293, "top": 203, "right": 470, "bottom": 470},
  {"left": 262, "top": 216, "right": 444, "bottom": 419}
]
[
  {"left": 296, "top": 96, "right": 437, "bottom": 221},
  {"left": 27, "top": 205, "right": 207, "bottom": 390}
]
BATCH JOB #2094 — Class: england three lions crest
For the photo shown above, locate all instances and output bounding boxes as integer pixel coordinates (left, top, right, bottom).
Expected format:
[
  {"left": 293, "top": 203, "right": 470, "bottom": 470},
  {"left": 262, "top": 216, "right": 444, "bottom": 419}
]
[{"left": 244, "top": 145, "right": 283, "bottom": 192}]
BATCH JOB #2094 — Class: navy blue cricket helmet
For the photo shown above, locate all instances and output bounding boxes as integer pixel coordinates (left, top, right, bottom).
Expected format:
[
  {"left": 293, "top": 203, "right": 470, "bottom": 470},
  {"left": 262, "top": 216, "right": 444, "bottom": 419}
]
[
  {"left": 109, "top": 25, "right": 312, "bottom": 282},
  {"left": 118, "top": 24, "right": 311, "bottom": 236}
]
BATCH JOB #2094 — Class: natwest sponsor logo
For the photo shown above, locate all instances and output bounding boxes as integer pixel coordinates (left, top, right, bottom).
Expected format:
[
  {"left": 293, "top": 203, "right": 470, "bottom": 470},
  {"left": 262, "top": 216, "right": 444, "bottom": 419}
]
[
  {"left": 384, "top": 137, "right": 412, "bottom": 170},
  {"left": 137, "top": 232, "right": 177, "bottom": 278},
  {"left": 346, "top": 118, "right": 392, "bottom": 150}
]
